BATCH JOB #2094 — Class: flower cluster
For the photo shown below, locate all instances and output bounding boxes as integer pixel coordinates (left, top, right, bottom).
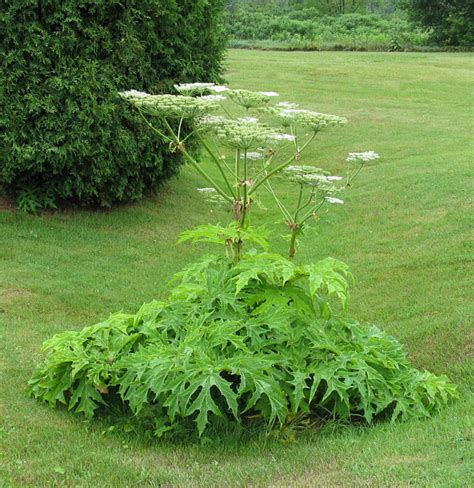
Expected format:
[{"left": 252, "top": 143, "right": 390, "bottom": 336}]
[
  {"left": 283, "top": 165, "right": 343, "bottom": 195},
  {"left": 346, "top": 151, "right": 380, "bottom": 163},
  {"left": 259, "top": 91, "right": 279, "bottom": 97},
  {"left": 197, "top": 187, "right": 228, "bottom": 205},
  {"left": 263, "top": 106, "right": 348, "bottom": 132},
  {"left": 227, "top": 89, "right": 279, "bottom": 109},
  {"left": 276, "top": 101, "right": 299, "bottom": 109},
  {"left": 174, "top": 83, "right": 229, "bottom": 96},
  {"left": 197, "top": 115, "right": 226, "bottom": 127},
  {"left": 197, "top": 187, "right": 216, "bottom": 194},
  {"left": 326, "top": 197, "right": 344, "bottom": 204},
  {"left": 280, "top": 109, "right": 348, "bottom": 131},
  {"left": 119, "top": 82, "right": 382, "bottom": 263},
  {"left": 200, "top": 116, "right": 281, "bottom": 150},
  {"left": 119, "top": 92, "right": 218, "bottom": 119},
  {"left": 269, "top": 133, "right": 296, "bottom": 142},
  {"left": 285, "top": 165, "right": 324, "bottom": 174},
  {"left": 241, "top": 151, "right": 265, "bottom": 161},
  {"left": 119, "top": 89, "right": 150, "bottom": 99},
  {"left": 199, "top": 94, "right": 226, "bottom": 102}
]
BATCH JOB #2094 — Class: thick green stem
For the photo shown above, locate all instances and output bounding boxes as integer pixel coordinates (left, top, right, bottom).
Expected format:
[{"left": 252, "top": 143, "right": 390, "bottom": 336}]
[
  {"left": 157, "top": 117, "right": 233, "bottom": 203},
  {"left": 179, "top": 146, "right": 233, "bottom": 203},
  {"left": 252, "top": 152, "right": 277, "bottom": 181},
  {"left": 235, "top": 239, "right": 243, "bottom": 262},
  {"left": 177, "top": 116, "right": 184, "bottom": 141},
  {"left": 240, "top": 151, "right": 249, "bottom": 228},
  {"left": 137, "top": 109, "right": 173, "bottom": 143},
  {"left": 264, "top": 181, "right": 293, "bottom": 222},
  {"left": 209, "top": 134, "right": 237, "bottom": 177},
  {"left": 249, "top": 131, "right": 317, "bottom": 196},
  {"left": 196, "top": 132, "right": 236, "bottom": 199},
  {"left": 300, "top": 200, "right": 325, "bottom": 225},
  {"left": 161, "top": 118, "right": 178, "bottom": 141},
  {"left": 288, "top": 224, "right": 299, "bottom": 259},
  {"left": 235, "top": 150, "right": 241, "bottom": 201},
  {"left": 347, "top": 163, "right": 364, "bottom": 187},
  {"left": 294, "top": 184, "right": 304, "bottom": 220},
  {"left": 295, "top": 188, "right": 316, "bottom": 221},
  {"left": 233, "top": 151, "right": 251, "bottom": 262}
]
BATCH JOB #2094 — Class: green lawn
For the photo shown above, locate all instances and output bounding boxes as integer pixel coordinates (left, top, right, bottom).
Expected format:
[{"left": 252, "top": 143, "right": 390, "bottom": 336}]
[{"left": 1, "top": 50, "right": 473, "bottom": 487}]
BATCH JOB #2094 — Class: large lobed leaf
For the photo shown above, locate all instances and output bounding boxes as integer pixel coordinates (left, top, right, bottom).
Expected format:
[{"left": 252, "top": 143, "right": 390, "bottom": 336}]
[{"left": 29, "top": 253, "right": 457, "bottom": 437}]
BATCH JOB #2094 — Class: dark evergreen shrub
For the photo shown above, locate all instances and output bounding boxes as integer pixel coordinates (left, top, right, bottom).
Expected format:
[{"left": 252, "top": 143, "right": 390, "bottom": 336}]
[{"left": 0, "top": 0, "right": 225, "bottom": 207}]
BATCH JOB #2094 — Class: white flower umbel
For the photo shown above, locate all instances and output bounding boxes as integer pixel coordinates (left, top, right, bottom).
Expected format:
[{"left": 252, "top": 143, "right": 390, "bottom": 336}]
[
  {"left": 213, "top": 118, "right": 277, "bottom": 150},
  {"left": 208, "top": 85, "right": 230, "bottom": 93},
  {"left": 174, "top": 82, "right": 216, "bottom": 96},
  {"left": 326, "top": 197, "right": 344, "bottom": 204},
  {"left": 259, "top": 91, "right": 279, "bottom": 97},
  {"left": 198, "top": 115, "right": 226, "bottom": 127},
  {"left": 119, "top": 89, "right": 151, "bottom": 99},
  {"left": 298, "top": 174, "right": 329, "bottom": 185},
  {"left": 261, "top": 106, "right": 347, "bottom": 131},
  {"left": 200, "top": 94, "right": 226, "bottom": 102},
  {"left": 228, "top": 89, "right": 277, "bottom": 109},
  {"left": 241, "top": 151, "right": 264, "bottom": 161},
  {"left": 346, "top": 151, "right": 380, "bottom": 163},
  {"left": 197, "top": 187, "right": 227, "bottom": 206},
  {"left": 276, "top": 101, "right": 299, "bottom": 109},
  {"left": 238, "top": 117, "right": 259, "bottom": 123},
  {"left": 282, "top": 166, "right": 343, "bottom": 193},
  {"left": 292, "top": 174, "right": 338, "bottom": 190},
  {"left": 270, "top": 133, "right": 296, "bottom": 142},
  {"left": 119, "top": 83, "right": 368, "bottom": 260},
  {"left": 122, "top": 94, "right": 219, "bottom": 119},
  {"left": 279, "top": 109, "right": 348, "bottom": 131},
  {"left": 278, "top": 109, "right": 310, "bottom": 119},
  {"left": 284, "top": 165, "right": 325, "bottom": 174}
]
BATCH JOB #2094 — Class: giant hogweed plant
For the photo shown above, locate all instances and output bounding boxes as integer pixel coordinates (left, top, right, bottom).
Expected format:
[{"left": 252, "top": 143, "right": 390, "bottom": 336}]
[{"left": 29, "top": 83, "right": 457, "bottom": 438}]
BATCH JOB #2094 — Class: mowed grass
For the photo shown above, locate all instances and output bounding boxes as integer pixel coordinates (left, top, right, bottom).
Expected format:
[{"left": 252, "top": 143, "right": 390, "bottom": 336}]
[{"left": 1, "top": 50, "right": 473, "bottom": 487}]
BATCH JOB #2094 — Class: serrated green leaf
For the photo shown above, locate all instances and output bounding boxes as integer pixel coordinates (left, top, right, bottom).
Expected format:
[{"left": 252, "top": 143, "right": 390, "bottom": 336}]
[
  {"left": 303, "top": 257, "right": 352, "bottom": 308},
  {"left": 69, "top": 377, "right": 106, "bottom": 419},
  {"left": 29, "top": 250, "right": 457, "bottom": 437},
  {"left": 184, "top": 374, "right": 227, "bottom": 436}
]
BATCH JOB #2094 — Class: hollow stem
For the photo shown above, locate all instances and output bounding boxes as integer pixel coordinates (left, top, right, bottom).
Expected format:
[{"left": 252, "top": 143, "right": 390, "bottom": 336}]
[
  {"left": 158, "top": 118, "right": 232, "bottom": 203},
  {"left": 347, "top": 163, "right": 364, "bottom": 187},
  {"left": 294, "top": 184, "right": 304, "bottom": 219},
  {"left": 178, "top": 145, "right": 233, "bottom": 203},
  {"left": 235, "top": 149, "right": 241, "bottom": 201},
  {"left": 196, "top": 132, "right": 236, "bottom": 198},
  {"left": 250, "top": 131, "right": 317, "bottom": 195},
  {"left": 137, "top": 109, "right": 174, "bottom": 143},
  {"left": 240, "top": 151, "right": 248, "bottom": 227},
  {"left": 264, "top": 180, "right": 293, "bottom": 222},
  {"left": 299, "top": 200, "right": 325, "bottom": 225},
  {"left": 288, "top": 224, "right": 299, "bottom": 259},
  {"left": 295, "top": 188, "right": 317, "bottom": 221}
]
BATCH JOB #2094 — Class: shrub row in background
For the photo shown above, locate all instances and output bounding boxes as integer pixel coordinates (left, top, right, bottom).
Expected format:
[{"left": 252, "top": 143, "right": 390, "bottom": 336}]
[
  {"left": 225, "top": 7, "right": 433, "bottom": 51},
  {"left": 0, "top": 0, "right": 225, "bottom": 209},
  {"left": 402, "top": 0, "right": 473, "bottom": 48}
]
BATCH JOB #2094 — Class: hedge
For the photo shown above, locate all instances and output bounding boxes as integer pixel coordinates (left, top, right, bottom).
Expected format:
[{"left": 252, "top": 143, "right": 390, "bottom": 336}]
[{"left": 0, "top": 0, "right": 226, "bottom": 208}]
